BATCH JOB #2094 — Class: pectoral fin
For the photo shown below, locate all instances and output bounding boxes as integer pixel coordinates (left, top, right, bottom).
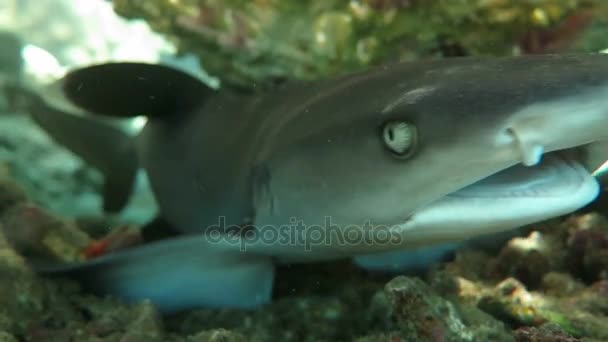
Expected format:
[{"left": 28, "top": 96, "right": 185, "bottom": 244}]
[{"left": 32, "top": 235, "right": 275, "bottom": 313}]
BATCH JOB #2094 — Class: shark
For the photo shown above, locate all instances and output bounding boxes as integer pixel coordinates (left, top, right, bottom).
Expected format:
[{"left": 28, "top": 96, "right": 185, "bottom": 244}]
[{"left": 12, "top": 53, "right": 608, "bottom": 313}]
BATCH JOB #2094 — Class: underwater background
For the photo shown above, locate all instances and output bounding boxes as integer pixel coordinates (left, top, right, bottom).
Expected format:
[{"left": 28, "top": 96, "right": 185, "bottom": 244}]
[{"left": 1, "top": 0, "right": 608, "bottom": 341}]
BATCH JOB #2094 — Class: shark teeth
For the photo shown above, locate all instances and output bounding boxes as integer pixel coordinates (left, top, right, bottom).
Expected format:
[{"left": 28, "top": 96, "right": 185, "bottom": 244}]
[{"left": 521, "top": 143, "right": 544, "bottom": 166}]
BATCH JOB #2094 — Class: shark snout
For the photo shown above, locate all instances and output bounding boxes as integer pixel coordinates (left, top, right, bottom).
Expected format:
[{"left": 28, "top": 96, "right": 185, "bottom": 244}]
[{"left": 504, "top": 85, "right": 608, "bottom": 167}]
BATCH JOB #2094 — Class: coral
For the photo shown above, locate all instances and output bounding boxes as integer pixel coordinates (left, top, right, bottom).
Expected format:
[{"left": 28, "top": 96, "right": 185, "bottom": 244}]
[
  {"left": 514, "top": 323, "right": 581, "bottom": 342},
  {"left": 384, "top": 276, "right": 513, "bottom": 341},
  {"left": 491, "top": 231, "right": 557, "bottom": 289},
  {"left": 187, "top": 329, "right": 247, "bottom": 342},
  {"left": 565, "top": 214, "right": 608, "bottom": 282},
  {"left": 112, "top": 0, "right": 608, "bottom": 90}
]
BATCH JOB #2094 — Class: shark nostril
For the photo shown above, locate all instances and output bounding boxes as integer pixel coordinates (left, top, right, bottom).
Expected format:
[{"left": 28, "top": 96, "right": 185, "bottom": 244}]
[{"left": 506, "top": 127, "right": 545, "bottom": 167}]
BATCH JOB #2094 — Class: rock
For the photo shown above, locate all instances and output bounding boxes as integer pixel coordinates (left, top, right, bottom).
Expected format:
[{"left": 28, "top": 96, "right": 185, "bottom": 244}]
[
  {"left": 0, "top": 331, "right": 18, "bottom": 342},
  {"left": 490, "top": 231, "right": 555, "bottom": 289},
  {"left": 514, "top": 323, "right": 581, "bottom": 342},
  {"left": 188, "top": 329, "right": 247, "bottom": 342},
  {"left": 1, "top": 202, "right": 91, "bottom": 262},
  {"left": 565, "top": 214, "right": 608, "bottom": 282},
  {"left": 384, "top": 276, "right": 513, "bottom": 341},
  {"left": 119, "top": 301, "right": 165, "bottom": 341},
  {"left": 540, "top": 272, "right": 584, "bottom": 297}
]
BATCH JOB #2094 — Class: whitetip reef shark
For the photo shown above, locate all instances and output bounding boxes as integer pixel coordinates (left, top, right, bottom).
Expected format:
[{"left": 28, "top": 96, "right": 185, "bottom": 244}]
[{"left": 12, "top": 53, "right": 608, "bottom": 313}]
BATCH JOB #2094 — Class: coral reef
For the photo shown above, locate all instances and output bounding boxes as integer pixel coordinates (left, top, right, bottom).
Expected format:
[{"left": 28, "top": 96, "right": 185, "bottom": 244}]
[
  {"left": 113, "top": 0, "right": 608, "bottom": 90},
  {"left": 428, "top": 213, "right": 608, "bottom": 340}
]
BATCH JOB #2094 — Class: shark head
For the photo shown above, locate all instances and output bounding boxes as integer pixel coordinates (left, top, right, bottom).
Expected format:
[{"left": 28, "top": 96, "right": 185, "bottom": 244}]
[{"left": 252, "top": 54, "right": 608, "bottom": 256}]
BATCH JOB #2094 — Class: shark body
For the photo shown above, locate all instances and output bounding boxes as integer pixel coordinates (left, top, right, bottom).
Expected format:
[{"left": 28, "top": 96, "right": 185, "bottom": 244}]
[{"left": 17, "top": 54, "right": 608, "bottom": 313}]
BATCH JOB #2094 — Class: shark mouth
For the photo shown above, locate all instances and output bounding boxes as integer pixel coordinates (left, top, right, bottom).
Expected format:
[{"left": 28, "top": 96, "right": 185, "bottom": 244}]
[
  {"left": 396, "top": 146, "right": 601, "bottom": 241},
  {"left": 451, "top": 151, "right": 596, "bottom": 200}
]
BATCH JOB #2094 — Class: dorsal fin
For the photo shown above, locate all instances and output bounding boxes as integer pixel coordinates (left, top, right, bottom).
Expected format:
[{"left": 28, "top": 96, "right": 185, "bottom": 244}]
[{"left": 61, "top": 62, "right": 212, "bottom": 118}]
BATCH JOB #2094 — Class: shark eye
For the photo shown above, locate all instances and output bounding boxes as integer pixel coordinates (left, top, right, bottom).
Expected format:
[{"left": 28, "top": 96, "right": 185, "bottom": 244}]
[{"left": 382, "top": 120, "right": 417, "bottom": 158}]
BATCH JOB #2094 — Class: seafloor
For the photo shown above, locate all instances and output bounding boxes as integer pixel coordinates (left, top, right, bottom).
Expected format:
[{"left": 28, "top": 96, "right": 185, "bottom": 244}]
[{"left": 0, "top": 111, "right": 607, "bottom": 341}]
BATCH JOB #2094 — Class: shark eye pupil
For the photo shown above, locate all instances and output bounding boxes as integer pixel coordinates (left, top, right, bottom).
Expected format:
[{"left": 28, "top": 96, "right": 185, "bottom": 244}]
[{"left": 382, "top": 120, "right": 417, "bottom": 158}]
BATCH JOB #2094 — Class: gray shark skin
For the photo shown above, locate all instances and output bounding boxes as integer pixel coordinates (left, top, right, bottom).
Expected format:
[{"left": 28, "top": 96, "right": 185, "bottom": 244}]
[{"left": 16, "top": 54, "right": 608, "bottom": 313}]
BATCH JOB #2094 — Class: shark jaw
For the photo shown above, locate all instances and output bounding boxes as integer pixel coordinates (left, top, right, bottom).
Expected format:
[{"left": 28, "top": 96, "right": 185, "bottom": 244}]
[{"left": 393, "top": 146, "right": 601, "bottom": 245}]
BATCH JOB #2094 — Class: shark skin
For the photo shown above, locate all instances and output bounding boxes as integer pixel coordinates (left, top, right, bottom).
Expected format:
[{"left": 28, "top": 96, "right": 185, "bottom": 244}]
[{"left": 17, "top": 54, "right": 608, "bottom": 313}]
